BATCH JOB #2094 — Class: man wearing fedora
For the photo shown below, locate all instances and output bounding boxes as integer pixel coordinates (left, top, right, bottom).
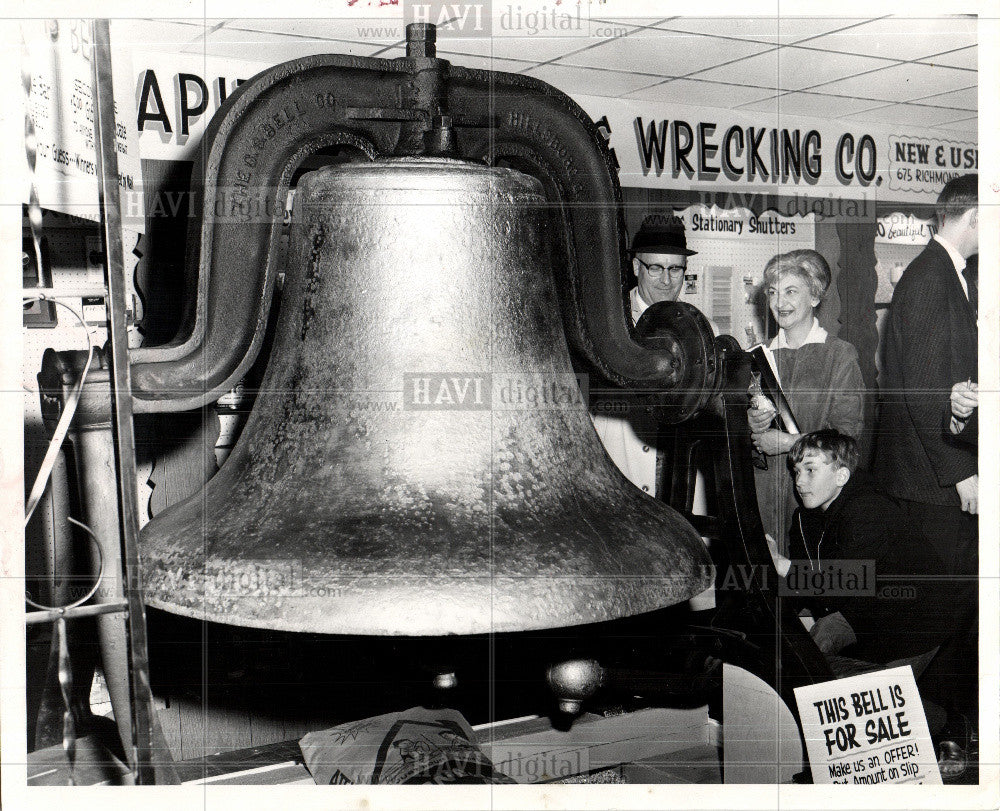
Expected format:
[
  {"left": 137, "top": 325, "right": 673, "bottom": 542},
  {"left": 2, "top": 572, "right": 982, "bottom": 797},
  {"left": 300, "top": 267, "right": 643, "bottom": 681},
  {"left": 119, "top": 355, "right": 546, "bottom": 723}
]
[
  {"left": 591, "top": 214, "right": 700, "bottom": 497},
  {"left": 627, "top": 213, "right": 698, "bottom": 329}
]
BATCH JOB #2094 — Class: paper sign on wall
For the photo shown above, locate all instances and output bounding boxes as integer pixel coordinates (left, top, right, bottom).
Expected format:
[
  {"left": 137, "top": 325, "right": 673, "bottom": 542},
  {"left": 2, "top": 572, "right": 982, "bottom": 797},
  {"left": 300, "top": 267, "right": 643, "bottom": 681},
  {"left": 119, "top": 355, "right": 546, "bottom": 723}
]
[
  {"left": 21, "top": 20, "right": 141, "bottom": 221},
  {"left": 793, "top": 665, "right": 941, "bottom": 785},
  {"left": 875, "top": 212, "right": 935, "bottom": 245}
]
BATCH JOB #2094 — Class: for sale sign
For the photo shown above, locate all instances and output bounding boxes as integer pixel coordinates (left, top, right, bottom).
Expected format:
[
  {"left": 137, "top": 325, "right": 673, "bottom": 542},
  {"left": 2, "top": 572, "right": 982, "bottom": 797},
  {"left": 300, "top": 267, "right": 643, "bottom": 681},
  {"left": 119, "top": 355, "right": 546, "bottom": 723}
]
[{"left": 793, "top": 665, "right": 941, "bottom": 785}]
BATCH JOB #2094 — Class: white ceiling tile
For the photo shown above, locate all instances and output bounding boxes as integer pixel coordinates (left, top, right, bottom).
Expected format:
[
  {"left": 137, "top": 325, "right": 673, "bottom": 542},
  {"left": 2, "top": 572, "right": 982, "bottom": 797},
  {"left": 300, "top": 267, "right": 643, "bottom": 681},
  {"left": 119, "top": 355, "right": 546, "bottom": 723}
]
[
  {"left": 863, "top": 14, "right": 975, "bottom": 35},
  {"left": 915, "top": 86, "right": 978, "bottom": 110},
  {"left": 241, "top": 20, "right": 405, "bottom": 50},
  {"left": 523, "top": 63, "right": 666, "bottom": 99},
  {"left": 557, "top": 31, "right": 771, "bottom": 77},
  {"left": 655, "top": 17, "right": 875, "bottom": 45},
  {"left": 219, "top": 19, "right": 371, "bottom": 40},
  {"left": 738, "top": 91, "right": 884, "bottom": 118},
  {"left": 112, "top": 18, "right": 979, "bottom": 121},
  {"left": 810, "top": 61, "right": 976, "bottom": 101},
  {"left": 437, "top": 36, "right": 598, "bottom": 63},
  {"left": 806, "top": 31, "right": 956, "bottom": 62},
  {"left": 840, "top": 102, "right": 972, "bottom": 127},
  {"left": 583, "top": 18, "right": 686, "bottom": 39},
  {"left": 625, "top": 78, "right": 776, "bottom": 109},
  {"left": 186, "top": 19, "right": 403, "bottom": 58},
  {"left": 779, "top": 17, "right": 887, "bottom": 44},
  {"left": 585, "top": 17, "right": 672, "bottom": 33},
  {"left": 430, "top": 52, "right": 534, "bottom": 73},
  {"left": 193, "top": 35, "right": 391, "bottom": 60},
  {"left": 916, "top": 46, "right": 977, "bottom": 70},
  {"left": 694, "top": 47, "right": 889, "bottom": 92},
  {"left": 550, "top": 17, "right": 659, "bottom": 40},
  {"left": 430, "top": 12, "right": 653, "bottom": 41},
  {"left": 647, "top": 16, "right": 778, "bottom": 42},
  {"left": 923, "top": 109, "right": 977, "bottom": 127},
  {"left": 112, "top": 18, "right": 208, "bottom": 49},
  {"left": 803, "top": 16, "right": 976, "bottom": 61},
  {"left": 930, "top": 116, "right": 977, "bottom": 136}
]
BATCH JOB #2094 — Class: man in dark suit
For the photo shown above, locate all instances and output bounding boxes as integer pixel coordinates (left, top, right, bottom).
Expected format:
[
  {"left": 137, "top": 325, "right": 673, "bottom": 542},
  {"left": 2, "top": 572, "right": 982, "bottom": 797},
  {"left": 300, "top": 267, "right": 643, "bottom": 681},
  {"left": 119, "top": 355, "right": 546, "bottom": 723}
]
[
  {"left": 874, "top": 175, "right": 979, "bottom": 748},
  {"left": 875, "top": 174, "right": 978, "bottom": 571}
]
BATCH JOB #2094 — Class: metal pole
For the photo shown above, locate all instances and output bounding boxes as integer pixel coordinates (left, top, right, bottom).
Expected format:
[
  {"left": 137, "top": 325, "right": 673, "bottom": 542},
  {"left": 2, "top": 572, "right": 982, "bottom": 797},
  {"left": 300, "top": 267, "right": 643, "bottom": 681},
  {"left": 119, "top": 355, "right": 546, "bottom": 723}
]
[
  {"left": 73, "top": 420, "right": 137, "bottom": 769},
  {"left": 89, "top": 18, "right": 157, "bottom": 784}
]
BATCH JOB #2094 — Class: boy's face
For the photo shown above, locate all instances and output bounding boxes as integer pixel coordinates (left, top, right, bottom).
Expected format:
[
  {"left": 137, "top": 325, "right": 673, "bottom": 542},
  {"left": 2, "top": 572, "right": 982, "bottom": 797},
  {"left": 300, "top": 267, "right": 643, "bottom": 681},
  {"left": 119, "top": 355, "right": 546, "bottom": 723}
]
[{"left": 793, "top": 449, "right": 850, "bottom": 511}]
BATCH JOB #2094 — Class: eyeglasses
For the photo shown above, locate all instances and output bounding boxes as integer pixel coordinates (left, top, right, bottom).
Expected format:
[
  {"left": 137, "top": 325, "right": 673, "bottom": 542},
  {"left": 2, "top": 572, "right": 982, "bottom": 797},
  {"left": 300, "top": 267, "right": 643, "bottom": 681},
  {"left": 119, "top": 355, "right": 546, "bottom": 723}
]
[{"left": 636, "top": 258, "right": 686, "bottom": 278}]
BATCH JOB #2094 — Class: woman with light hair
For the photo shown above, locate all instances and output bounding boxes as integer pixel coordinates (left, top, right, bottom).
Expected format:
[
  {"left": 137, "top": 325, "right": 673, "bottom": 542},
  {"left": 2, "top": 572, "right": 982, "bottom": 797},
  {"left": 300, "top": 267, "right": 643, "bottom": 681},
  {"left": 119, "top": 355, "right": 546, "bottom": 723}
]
[{"left": 748, "top": 249, "right": 866, "bottom": 553}]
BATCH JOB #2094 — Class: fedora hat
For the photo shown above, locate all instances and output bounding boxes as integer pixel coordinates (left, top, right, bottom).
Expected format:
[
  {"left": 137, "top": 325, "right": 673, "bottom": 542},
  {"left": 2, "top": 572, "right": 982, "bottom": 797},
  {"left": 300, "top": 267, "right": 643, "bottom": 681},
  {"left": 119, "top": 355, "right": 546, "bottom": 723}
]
[{"left": 631, "top": 214, "right": 697, "bottom": 256}]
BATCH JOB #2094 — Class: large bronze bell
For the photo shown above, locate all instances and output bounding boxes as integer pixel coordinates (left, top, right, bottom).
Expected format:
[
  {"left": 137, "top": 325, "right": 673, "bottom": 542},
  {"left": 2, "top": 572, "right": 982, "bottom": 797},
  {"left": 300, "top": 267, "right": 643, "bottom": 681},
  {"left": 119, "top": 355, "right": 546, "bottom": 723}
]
[{"left": 139, "top": 157, "right": 713, "bottom": 635}]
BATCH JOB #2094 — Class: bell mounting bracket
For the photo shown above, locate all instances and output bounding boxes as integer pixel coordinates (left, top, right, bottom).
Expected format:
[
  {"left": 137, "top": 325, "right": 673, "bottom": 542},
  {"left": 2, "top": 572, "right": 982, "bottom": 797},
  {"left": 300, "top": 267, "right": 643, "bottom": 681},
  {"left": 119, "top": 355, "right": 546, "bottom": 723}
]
[{"left": 128, "top": 22, "right": 720, "bottom": 416}]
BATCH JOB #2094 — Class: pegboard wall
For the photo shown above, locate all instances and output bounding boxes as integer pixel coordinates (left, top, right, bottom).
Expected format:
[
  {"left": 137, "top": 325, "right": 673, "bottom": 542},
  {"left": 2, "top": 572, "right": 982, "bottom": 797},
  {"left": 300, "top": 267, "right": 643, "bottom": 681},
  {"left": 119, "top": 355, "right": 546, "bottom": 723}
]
[
  {"left": 874, "top": 242, "right": 926, "bottom": 304},
  {"left": 873, "top": 212, "right": 934, "bottom": 305}
]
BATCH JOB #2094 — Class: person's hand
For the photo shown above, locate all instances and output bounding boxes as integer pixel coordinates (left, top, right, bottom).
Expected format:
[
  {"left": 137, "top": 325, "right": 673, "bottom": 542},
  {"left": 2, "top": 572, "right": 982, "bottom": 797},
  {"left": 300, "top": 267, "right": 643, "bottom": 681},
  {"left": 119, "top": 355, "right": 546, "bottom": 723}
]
[
  {"left": 956, "top": 474, "right": 978, "bottom": 514},
  {"left": 950, "top": 414, "right": 972, "bottom": 435},
  {"left": 765, "top": 532, "right": 778, "bottom": 558},
  {"left": 809, "top": 612, "right": 857, "bottom": 655},
  {"left": 747, "top": 397, "right": 777, "bottom": 433},
  {"left": 950, "top": 381, "right": 978, "bottom": 420},
  {"left": 751, "top": 429, "right": 794, "bottom": 456},
  {"left": 765, "top": 533, "right": 791, "bottom": 577}
]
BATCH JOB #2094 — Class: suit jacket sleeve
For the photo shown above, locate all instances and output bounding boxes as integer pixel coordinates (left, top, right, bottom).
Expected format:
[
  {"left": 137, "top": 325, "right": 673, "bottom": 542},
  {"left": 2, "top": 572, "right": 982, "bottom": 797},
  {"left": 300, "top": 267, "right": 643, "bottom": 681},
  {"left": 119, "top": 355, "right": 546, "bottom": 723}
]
[{"left": 893, "top": 260, "right": 977, "bottom": 487}]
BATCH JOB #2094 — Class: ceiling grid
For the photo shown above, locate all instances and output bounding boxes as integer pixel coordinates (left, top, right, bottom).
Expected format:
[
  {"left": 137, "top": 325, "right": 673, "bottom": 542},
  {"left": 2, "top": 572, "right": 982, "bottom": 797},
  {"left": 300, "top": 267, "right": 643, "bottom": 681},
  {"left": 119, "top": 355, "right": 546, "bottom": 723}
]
[{"left": 118, "top": 14, "right": 977, "bottom": 136}]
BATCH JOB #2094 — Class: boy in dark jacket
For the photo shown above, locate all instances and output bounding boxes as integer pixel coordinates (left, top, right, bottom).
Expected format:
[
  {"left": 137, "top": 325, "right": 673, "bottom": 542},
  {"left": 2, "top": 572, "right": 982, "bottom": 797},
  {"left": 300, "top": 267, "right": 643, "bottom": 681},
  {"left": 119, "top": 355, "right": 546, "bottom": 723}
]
[
  {"left": 771, "top": 429, "right": 977, "bottom": 776},
  {"left": 773, "top": 430, "right": 964, "bottom": 665}
]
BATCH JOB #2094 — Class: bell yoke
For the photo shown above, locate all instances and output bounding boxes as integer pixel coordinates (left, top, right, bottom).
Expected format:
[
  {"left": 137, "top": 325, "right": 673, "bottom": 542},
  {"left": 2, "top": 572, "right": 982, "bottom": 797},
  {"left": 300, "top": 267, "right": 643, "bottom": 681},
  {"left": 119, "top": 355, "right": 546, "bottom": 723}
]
[{"left": 129, "top": 22, "right": 718, "bottom": 413}]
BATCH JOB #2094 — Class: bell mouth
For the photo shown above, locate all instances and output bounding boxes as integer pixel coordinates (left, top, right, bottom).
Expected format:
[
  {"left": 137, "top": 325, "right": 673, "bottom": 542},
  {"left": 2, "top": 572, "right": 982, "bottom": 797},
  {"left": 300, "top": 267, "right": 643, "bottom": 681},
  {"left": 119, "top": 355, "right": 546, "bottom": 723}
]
[{"left": 141, "top": 531, "right": 714, "bottom": 636}]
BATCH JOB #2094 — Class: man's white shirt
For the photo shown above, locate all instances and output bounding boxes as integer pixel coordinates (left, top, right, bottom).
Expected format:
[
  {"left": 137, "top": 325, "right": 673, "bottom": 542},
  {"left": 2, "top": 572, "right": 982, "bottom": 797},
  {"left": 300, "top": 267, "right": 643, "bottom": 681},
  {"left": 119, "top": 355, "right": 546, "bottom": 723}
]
[{"left": 593, "top": 288, "right": 659, "bottom": 494}]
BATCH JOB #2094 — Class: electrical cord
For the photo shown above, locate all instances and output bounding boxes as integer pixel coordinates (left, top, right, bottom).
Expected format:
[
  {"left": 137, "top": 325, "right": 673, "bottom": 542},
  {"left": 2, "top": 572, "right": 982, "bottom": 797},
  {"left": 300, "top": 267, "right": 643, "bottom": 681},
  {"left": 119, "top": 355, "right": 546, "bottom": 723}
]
[
  {"left": 22, "top": 295, "right": 95, "bottom": 527},
  {"left": 25, "top": 516, "right": 105, "bottom": 612},
  {"left": 22, "top": 297, "right": 109, "bottom": 612}
]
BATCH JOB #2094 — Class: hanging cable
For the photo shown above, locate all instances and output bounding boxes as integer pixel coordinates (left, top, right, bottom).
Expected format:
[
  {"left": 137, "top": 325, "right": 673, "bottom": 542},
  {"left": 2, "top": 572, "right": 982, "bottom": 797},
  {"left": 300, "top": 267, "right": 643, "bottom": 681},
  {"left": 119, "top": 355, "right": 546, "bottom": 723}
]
[
  {"left": 23, "top": 296, "right": 96, "bottom": 527},
  {"left": 25, "top": 516, "right": 105, "bottom": 612}
]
